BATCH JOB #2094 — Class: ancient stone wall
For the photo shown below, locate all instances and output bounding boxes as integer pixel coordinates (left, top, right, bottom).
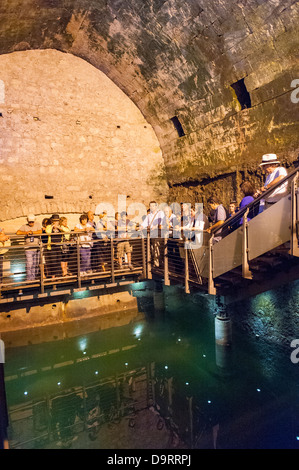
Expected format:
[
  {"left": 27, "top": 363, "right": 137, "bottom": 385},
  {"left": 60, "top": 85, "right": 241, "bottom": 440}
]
[
  {"left": 0, "top": 49, "right": 168, "bottom": 221},
  {"left": 0, "top": 0, "right": 298, "bottom": 210}
]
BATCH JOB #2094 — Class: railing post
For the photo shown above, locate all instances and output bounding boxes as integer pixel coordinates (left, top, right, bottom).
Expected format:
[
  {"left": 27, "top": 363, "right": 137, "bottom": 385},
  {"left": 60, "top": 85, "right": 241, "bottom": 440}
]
[
  {"left": 242, "top": 208, "right": 253, "bottom": 279},
  {"left": 82, "top": 384, "right": 88, "bottom": 431},
  {"left": 147, "top": 231, "right": 152, "bottom": 279},
  {"left": 208, "top": 236, "right": 216, "bottom": 295},
  {"left": 164, "top": 236, "right": 170, "bottom": 286},
  {"left": 77, "top": 235, "right": 81, "bottom": 288},
  {"left": 290, "top": 173, "right": 299, "bottom": 257},
  {"left": 184, "top": 242, "right": 190, "bottom": 294},
  {"left": 111, "top": 237, "right": 115, "bottom": 283},
  {"left": 39, "top": 238, "right": 45, "bottom": 294},
  {"left": 141, "top": 236, "right": 147, "bottom": 279}
]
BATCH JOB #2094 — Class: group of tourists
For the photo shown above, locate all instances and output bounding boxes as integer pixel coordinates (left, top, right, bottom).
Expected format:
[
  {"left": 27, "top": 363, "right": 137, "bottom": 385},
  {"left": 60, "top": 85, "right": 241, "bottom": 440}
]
[
  {"left": 13, "top": 211, "right": 137, "bottom": 281},
  {"left": 0, "top": 153, "right": 289, "bottom": 284}
]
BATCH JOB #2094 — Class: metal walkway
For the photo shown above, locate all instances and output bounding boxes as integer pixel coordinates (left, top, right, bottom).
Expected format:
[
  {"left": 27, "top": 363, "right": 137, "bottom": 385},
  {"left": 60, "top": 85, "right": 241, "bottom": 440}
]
[
  {"left": 0, "top": 237, "right": 146, "bottom": 305},
  {"left": 150, "top": 166, "right": 299, "bottom": 302},
  {"left": 1, "top": 167, "right": 299, "bottom": 306}
]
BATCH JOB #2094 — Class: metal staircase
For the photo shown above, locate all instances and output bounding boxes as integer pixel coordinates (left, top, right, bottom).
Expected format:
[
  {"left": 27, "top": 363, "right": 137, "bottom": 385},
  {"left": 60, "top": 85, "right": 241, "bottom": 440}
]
[{"left": 151, "top": 166, "right": 299, "bottom": 302}]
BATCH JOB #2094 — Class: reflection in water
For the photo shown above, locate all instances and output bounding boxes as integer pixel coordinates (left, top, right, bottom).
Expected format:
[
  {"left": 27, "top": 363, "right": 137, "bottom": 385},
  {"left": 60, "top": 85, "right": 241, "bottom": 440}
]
[{"left": 3, "top": 283, "right": 299, "bottom": 449}]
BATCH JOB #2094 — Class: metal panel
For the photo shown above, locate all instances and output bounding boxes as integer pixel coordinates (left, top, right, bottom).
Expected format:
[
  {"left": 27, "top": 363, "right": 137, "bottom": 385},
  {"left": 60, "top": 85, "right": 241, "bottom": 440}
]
[
  {"left": 212, "top": 226, "right": 243, "bottom": 278},
  {"left": 191, "top": 245, "right": 209, "bottom": 278},
  {"left": 248, "top": 195, "right": 291, "bottom": 260}
]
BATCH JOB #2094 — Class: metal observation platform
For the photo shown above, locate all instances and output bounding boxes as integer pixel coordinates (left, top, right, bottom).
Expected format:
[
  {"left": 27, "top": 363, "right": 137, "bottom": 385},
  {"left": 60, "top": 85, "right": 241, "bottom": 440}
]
[{"left": 1, "top": 168, "right": 299, "bottom": 307}]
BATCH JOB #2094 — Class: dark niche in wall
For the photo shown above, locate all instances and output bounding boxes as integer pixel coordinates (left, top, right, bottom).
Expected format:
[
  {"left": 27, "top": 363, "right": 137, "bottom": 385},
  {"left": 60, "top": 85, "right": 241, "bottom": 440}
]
[
  {"left": 170, "top": 116, "right": 185, "bottom": 137},
  {"left": 231, "top": 78, "right": 251, "bottom": 110}
]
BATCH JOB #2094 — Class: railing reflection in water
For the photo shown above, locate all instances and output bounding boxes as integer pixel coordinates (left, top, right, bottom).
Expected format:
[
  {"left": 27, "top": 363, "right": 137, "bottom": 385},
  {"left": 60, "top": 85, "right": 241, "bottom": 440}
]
[
  {"left": 7, "top": 361, "right": 216, "bottom": 449},
  {"left": 7, "top": 368, "right": 149, "bottom": 449}
]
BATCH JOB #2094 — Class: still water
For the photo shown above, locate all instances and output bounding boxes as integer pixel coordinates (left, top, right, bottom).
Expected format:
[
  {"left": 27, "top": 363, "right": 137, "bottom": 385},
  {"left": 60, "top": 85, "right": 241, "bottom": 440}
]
[{"left": 3, "top": 284, "right": 299, "bottom": 449}]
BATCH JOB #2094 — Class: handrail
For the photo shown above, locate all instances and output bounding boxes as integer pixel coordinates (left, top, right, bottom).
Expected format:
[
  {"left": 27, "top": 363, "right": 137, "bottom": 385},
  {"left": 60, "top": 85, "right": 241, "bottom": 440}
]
[
  {"left": 0, "top": 234, "right": 147, "bottom": 299},
  {"left": 219, "top": 165, "right": 299, "bottom": 237}
]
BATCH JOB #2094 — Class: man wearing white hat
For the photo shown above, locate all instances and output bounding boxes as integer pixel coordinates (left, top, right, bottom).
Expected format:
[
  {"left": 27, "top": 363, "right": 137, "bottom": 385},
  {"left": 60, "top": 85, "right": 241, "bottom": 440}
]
[{"left": 257, "top": 154, "right": 288, "bottom": 210}]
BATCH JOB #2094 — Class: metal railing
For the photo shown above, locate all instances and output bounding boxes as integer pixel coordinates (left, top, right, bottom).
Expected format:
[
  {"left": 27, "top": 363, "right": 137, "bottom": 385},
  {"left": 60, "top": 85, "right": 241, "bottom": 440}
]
[
  {"left": 0, "top": 233, "right": 147, "bottom": 297},
  {"left": 0, "top": 228, "right": 209, "bottom": 298},
  {"left": 148, "top": 234, "right": 210, "bottom": 293},
  {"left": 219, "top": 165, "right": 299, "bottom": 240},
  {"left": 149, "top": 166, "right": 299, "bottom": 295},
  {"left": 207, "top": 166, "right": 299, "bottom": 294}
]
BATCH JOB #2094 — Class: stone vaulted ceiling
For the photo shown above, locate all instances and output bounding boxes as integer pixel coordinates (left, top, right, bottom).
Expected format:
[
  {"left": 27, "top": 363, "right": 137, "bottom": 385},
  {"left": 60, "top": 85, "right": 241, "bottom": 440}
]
[{"left": 1, "top": 0, "right": 299, "bottom": 187}]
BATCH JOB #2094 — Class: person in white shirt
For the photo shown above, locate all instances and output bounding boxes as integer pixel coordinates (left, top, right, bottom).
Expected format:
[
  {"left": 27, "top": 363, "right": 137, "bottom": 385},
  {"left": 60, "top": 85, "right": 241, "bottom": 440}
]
[
  {"left": 141, "top": 201, "right": 166, "bottom": 238},
  {"left": 163, "top": 205, "right": 180, "bottom": 238},
  {"left": 116, "top": 211, "right": 134, "bottom": 269},
  {"left": 141, "top": 201, "right": 166, "bottom": 267},
  {"left": 256, "top": 154, "right": 288, "bottom": 211}
]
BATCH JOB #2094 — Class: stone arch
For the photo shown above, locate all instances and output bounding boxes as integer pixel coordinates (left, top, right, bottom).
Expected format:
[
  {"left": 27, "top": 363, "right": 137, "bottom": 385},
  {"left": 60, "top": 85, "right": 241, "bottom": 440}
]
[
  {"left": 0, "top": 49, "right": 168, "bottom": 222},
  {"left": 0, "top": 0, "right": 299, "bottom": 207}
]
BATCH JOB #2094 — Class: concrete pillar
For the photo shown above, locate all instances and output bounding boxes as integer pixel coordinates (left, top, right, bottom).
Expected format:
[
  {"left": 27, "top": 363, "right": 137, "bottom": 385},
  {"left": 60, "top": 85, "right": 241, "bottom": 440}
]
[{"left": 215, "top": 315, "right": 232, "bottom": 346}]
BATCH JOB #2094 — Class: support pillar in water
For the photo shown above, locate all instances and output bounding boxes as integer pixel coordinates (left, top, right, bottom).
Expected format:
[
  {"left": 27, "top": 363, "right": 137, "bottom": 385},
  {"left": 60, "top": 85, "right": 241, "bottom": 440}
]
[
  {"left": 215, "top": 315, "right": 232, "bottom": 346},
  {"left": 214, "top": 296, "right": 232, "bottom": 346},
  {"left": 153, "top": 281, "right": 165, "bottom": 314}
]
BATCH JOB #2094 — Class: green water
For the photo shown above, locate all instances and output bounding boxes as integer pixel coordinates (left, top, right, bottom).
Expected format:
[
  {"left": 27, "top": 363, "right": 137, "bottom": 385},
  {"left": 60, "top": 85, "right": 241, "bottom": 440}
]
[{"left": 3, "top": 284, "right": 299, "bottom": 449}]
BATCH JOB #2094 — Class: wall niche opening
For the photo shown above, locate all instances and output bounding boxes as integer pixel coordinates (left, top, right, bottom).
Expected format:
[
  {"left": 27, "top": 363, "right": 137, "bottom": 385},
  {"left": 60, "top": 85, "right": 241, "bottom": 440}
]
[
  {"left": 231, "top": 78, "right": 251, "bottom": 110},
  {"left": 170, "top": 116, "right": 185, "bottom": 137}
]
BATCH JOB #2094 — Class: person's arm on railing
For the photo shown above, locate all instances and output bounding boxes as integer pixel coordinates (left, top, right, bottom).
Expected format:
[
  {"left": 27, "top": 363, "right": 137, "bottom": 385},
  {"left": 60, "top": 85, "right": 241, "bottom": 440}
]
[
  {"left": 254, "top": 174, "right": 286, "bottom": 197},
  {"left": 16, "top": 228, "right": 42, "bottom": 236},
  {"left": 262, "top": 174, "right": 286, "bottom": 192},
  {"left": 205, "top": 220, "right": 224, "bottom": 234}
]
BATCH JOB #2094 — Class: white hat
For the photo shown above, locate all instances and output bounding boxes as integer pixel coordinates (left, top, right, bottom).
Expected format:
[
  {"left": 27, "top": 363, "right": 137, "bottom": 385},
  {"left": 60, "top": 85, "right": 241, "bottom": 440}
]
[
  {"left": 259, "top": 153, "right": 280, "bottom": 166},
  {"left": 27, "top": 214, "right": 36, "bottom": 222}
]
